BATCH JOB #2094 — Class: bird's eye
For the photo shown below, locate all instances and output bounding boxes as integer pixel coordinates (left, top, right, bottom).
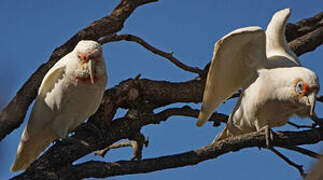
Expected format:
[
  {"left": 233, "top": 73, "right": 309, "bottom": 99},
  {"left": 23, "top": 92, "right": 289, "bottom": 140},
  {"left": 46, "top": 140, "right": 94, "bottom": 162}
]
[
  {"left": 77, "top": 55, "right": 82, "bottom": 62},
  {"left": 295, "top": 81, "right": 304, "bottom": 94}
]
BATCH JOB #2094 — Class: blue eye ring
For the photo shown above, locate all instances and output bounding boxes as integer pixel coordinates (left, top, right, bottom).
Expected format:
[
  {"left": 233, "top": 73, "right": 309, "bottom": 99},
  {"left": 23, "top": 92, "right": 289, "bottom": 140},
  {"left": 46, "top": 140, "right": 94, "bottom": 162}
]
[
  {"left": 296, "top": 81, "right": 304, "bottom": 94},
  {"left": 77, "top": 55, "right": 82, "bottom": 62}
]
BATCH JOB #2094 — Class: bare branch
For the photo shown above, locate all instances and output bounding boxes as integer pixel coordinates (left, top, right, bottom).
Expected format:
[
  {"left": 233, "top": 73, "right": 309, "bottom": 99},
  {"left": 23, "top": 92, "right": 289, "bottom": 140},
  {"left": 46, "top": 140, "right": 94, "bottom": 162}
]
[
  {"left": 152, "top": 106, "right": 228, "bottom": 127},
  {"left": 280, "top": 146, "right": 321, "bottom": 159},
  {"left": 95, "top": 130, "right": 149, "bottom": 161},
  {"left": 15, "top": 128, "right": 323, "bottom": 180},
  {"left": 286, "top": 11, "right": 323, "bottom": 56},
  {"left": 289, "top": 26, "right": 323, "bottom": 56},
  {"left": 94, "top": 141, "right": 136, "bottom": 157},
  {"left": 287, "top": 121, "right": 316, "bottom": 129},
  {"left": 317, "top": 96, "right": 323, "bottom": 103},
  {"left": 286, "top": 12, "right": 323, "bottom": 42},
  {"left": 227, "top": 90, "right": 241, "bottom": 100},
  {"left": 269, "top": 147, "right": 306, "bottom": 178},
  {"left": 99, "top": 33, "right": 204, "bottom": 76}
]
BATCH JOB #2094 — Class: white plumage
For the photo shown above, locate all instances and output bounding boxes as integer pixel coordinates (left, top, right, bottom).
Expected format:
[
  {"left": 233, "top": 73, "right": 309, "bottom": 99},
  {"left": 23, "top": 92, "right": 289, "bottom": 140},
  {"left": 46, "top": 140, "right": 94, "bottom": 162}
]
[
  {"left": 197, "top": 9, "right": 320, "bottom": 142},
  {"left": 11, "top": 40, "right": 108, "bottom": 172}
]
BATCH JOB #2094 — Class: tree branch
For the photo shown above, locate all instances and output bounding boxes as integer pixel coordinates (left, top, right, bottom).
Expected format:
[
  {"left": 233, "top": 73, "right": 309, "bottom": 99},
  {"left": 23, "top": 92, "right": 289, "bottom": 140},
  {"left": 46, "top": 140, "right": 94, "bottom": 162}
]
[
  {"left": 269, "top": 147, "right": 306, "bottom": 178},
  {"left": 152, "top": 106, "right": 228, "bottom": 127},
  {"left": 94, "top": 136, "right": 149, "bottom": 160},
  {"left": 285, "top": 12, "right": 323, "bottom": 42},
  {"left": 99, "top": 33, "right": 205, "bottom": 76},
  {"left": 287, "top": 121, "right": 316, "bottom": 129},
  {"left": 286, "top": 11, "right": 323, "bottom": 56},
  {"left": 280, "top": 146, "right": 321, "bottom": 159},
  {"left": 289, "top": 26, "right": 323, "bottom": 56},
  {"left": 14, "top": 128, "right": 322, "bottom": 180}
]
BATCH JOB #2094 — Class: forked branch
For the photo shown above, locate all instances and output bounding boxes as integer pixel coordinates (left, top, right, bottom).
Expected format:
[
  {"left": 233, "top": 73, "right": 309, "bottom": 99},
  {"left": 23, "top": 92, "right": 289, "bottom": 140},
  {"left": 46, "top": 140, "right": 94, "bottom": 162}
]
[{"left": 99, "top": 33, "right": 205, "bottom": 76}]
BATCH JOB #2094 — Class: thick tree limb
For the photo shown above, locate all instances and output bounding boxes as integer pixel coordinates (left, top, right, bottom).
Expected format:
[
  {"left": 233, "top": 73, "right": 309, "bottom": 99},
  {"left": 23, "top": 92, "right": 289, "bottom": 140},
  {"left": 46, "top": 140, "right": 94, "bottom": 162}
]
[
  {"left": 99, "top": 34, "right": 205, "bottom": 76},
  {"left": 0, "top": 0, "right": 158, "bottom": 141},
  {"left": 289, "top": 26, "right": 323, "bottom": 56},
  {"left": 286, "top": 12, "right": 323, "bottom": 41},
  {"left": 285, "top": 11, "right": 323, "bottom": 56},
  {"left": 13, "top": 129, "right": 323, "bottom": 179}
]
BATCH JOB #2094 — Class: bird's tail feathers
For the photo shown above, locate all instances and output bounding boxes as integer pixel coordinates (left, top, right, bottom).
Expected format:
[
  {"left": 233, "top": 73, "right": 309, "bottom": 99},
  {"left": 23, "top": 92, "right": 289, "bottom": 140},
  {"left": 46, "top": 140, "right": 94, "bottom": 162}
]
[
  {"left": 212, "top": 127, "right": 229, "bottom": 144},
  {"left": 10, "top": 129, "right": 53, "bottom": 172},
  {"left": 196, "top": 110, "right": 212, "bottom": 127}
]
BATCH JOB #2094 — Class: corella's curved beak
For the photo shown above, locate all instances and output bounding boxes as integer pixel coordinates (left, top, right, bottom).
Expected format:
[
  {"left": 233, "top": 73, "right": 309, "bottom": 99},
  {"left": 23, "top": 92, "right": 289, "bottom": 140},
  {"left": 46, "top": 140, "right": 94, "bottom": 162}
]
[
  {"left": 308, "top": 91, "right": 317, "bottom": 116},
  {"left": 88, "top": 59, "right": 95, "bottom": 84}
]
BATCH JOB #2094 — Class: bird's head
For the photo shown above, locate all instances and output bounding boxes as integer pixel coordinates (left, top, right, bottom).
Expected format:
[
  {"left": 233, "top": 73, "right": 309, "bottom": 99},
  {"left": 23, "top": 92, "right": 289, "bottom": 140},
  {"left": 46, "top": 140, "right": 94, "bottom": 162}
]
[
  {"left": 292, "top": 68, "right": 320, "bottom": 116},
  {"left": 74, "top": 40, "right": 104, "bottom": 84}
]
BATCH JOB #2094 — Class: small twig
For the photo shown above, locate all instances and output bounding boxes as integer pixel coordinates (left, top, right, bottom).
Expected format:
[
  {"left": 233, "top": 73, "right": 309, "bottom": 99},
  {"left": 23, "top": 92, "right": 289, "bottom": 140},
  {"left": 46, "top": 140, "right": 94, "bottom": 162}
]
[
  {"left": 134, "top": 73, "right": 141, "bottom": 80},
  {"left": 154, "top": 106, "right": 228, "bottom": 127},
  {"left": 280, "top": 146, "right": 321, "bottom": 159},
  {"left": 94, "top": 141, "right": 134, "bottom": 157},
  {"left": 128, "top": 131, "right": 149, "bottom": 161},
  {"left": 269, "top": 147, "right": 306, "bottom": 178},
  {"left": 317, "top": 96, "right": 323, "bottom": 103},
  {"left": 99, "top": 33, "right": 204, "bottom": 76},
  {"left": 310, "top": 115, "right": 323, "bottom": 128},
  {"left": 227, "top": 90, "right": 241, "bottom": 100},
  {"left": 287, "top": 121, "right": 316, "bottom": 129},
  {"left": 94, "top": 135, "right": 149, "bottom": 161}
]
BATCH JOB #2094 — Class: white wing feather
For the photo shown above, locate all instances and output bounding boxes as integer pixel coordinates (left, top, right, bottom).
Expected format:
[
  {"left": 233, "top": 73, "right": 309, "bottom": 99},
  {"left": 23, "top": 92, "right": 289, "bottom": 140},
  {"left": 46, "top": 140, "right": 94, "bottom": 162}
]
[
  {"left": 197, "top": 27, "right": 267, "bottom": 126},
  {"left": 28, "top": 60, "right": 67, "bottom": 135},
  {"left": 266, "top": 8, "right": 300, "bottom": 67},
  {"left": 10, "top": 59, "right": 67, "bottom": 171}
]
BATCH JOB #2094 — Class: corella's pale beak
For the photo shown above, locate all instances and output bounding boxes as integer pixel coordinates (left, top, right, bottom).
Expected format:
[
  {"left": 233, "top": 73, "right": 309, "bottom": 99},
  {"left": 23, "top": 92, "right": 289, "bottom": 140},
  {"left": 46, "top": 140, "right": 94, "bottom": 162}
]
[
  {"left": 88, "top": 59, "right": 95, "bottom": 84},
  {"left": 308, "top": 91, "right": 317, "bottom": 116}
]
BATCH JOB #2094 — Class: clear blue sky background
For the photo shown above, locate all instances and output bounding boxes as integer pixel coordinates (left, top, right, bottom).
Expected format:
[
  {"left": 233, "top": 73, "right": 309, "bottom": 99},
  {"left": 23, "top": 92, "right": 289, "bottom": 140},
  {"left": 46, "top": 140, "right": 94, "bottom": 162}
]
[{"left": 0, "top": 1, "right": 322, "bottom": 179}]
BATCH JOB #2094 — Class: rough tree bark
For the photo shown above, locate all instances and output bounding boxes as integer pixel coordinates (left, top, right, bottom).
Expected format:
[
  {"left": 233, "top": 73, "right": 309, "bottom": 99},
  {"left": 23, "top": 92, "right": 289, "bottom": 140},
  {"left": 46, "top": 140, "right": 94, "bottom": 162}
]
[{"left": 0, "top": 1, "right": 322, "bottom": 179}]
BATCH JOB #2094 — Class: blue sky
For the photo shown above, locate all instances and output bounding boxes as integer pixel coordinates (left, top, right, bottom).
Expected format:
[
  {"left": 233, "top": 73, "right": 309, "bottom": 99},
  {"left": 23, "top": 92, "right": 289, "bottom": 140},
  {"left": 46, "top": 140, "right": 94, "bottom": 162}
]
[{"left": 0, "top": 1, "right": 322, "bottom": 179}]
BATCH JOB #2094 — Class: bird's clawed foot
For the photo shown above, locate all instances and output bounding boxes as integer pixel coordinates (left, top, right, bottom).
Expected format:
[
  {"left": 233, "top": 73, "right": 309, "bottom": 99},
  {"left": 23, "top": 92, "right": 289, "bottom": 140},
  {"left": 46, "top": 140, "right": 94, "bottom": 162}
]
[
  {"left": 265, "top": 126, "right": 274, "bottom": 148},
  {"left": 211, "top": 133, "right": 221, "bottom": 144},
  {"left": 310, "top": 113, "right": 323, "bottom": 129},
  {"left": 258, "top": 125, "right": 274, "bottom": 148}
]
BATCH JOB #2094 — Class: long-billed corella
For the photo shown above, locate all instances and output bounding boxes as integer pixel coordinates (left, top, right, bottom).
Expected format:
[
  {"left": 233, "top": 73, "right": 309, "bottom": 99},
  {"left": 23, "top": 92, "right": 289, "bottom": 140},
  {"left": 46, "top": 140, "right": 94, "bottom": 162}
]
[
  {"left": 197, "top": 8, "right": 320, "bottom": 145},
  {"left": 11, "top": 40, "right": 108, "bottom": 172}
]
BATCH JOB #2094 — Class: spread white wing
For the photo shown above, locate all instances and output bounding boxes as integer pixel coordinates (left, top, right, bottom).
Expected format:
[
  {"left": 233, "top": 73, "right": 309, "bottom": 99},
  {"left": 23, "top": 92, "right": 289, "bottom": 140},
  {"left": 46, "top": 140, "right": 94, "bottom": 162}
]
[
  {"left": 197, "top": 27, "right": 267, "bottom": 126},
  {"left": 266, "top": 8, "right": 301, "bottom": 67}
]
